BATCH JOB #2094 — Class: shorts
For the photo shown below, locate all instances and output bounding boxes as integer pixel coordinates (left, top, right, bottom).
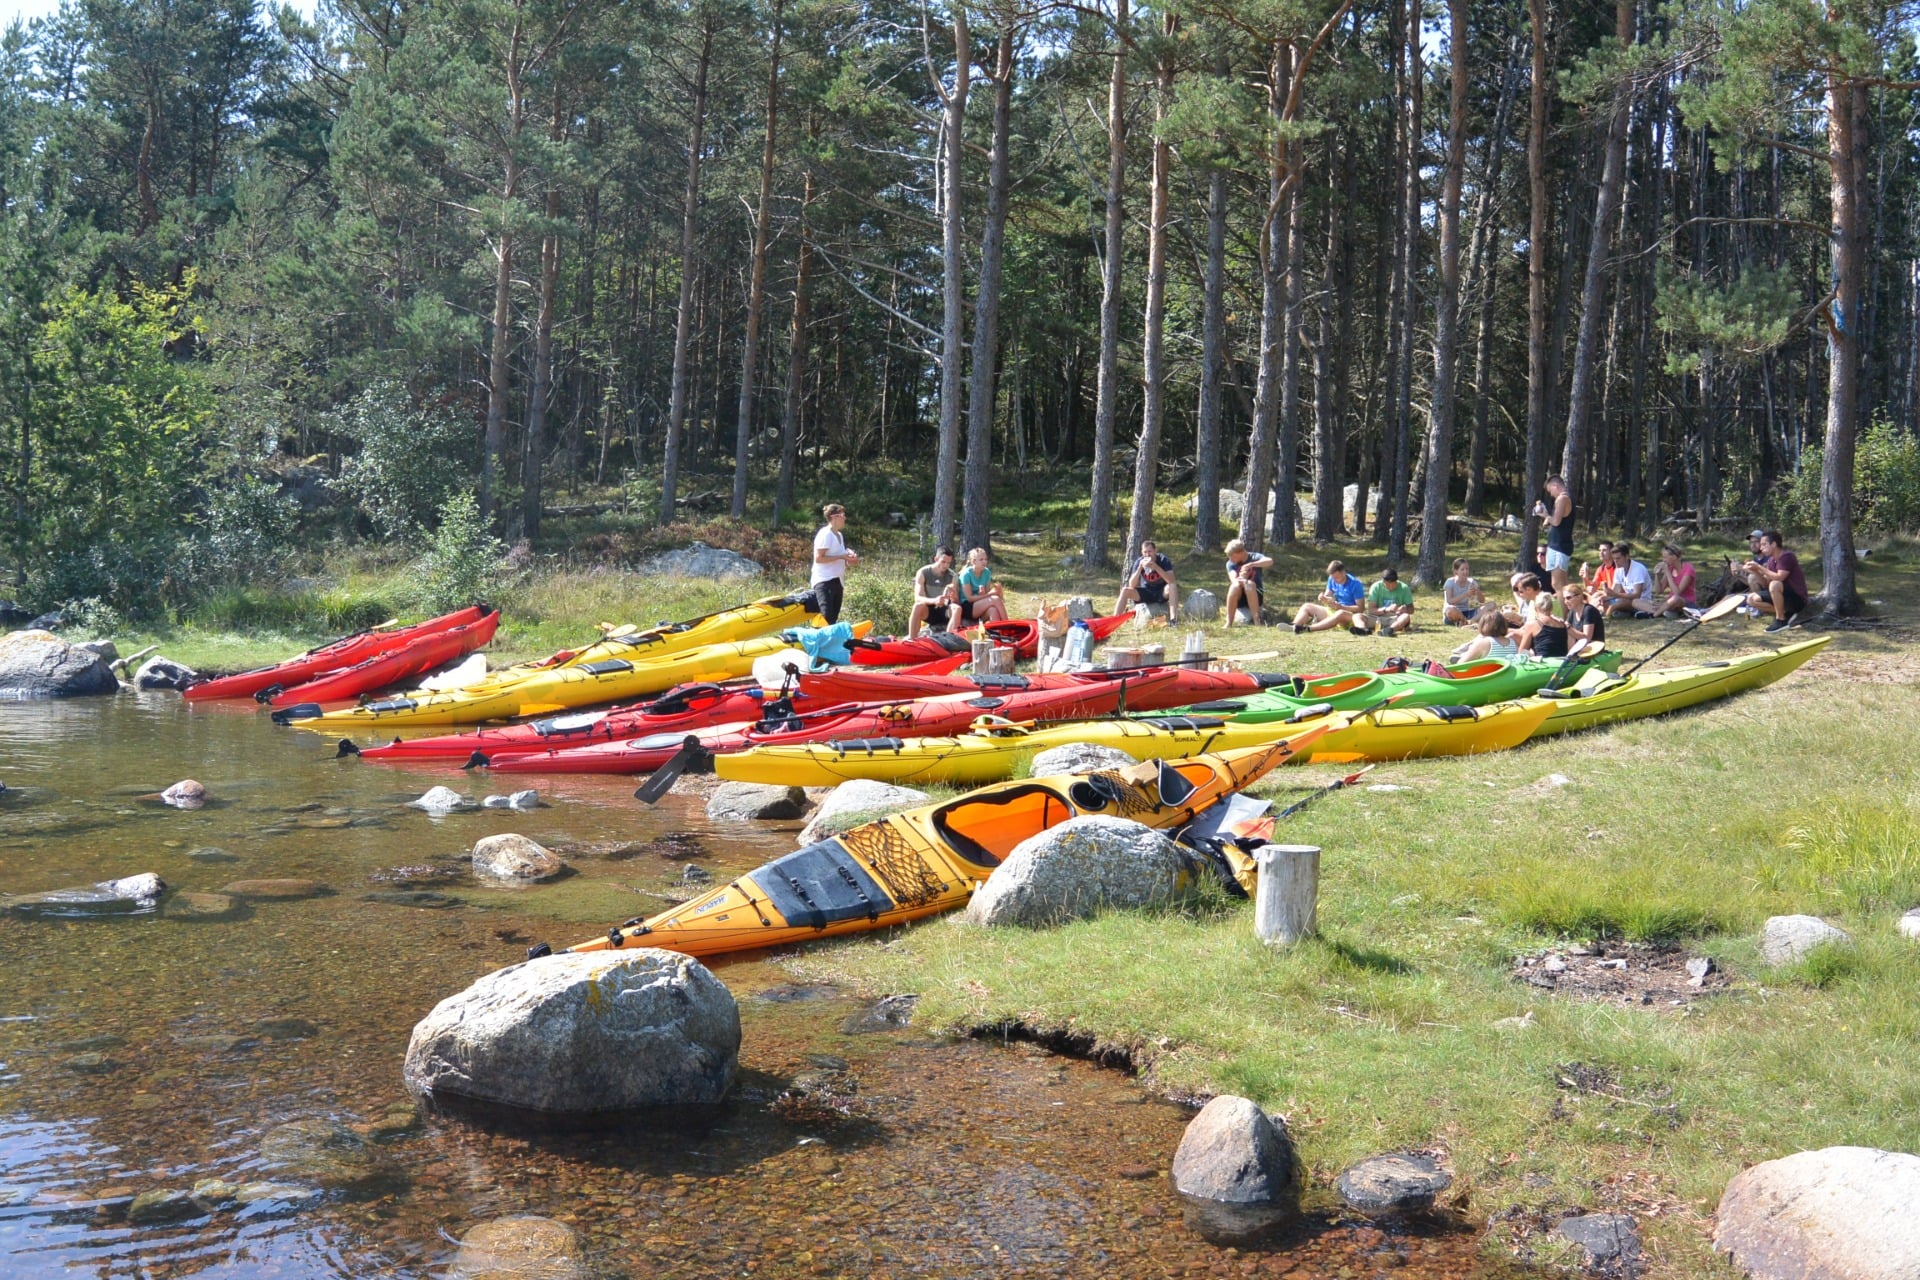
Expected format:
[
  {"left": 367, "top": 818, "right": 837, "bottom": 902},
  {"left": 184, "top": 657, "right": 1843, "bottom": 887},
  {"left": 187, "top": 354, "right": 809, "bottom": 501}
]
[
  {"left": 1448, "top": 605, "right": 1480, "bottom": 623},
  {"left": 1545, "top": 548, "right": 1572, "bottom": 572},
  {"left": 1136, "top": 582, "right": 1167, "bottom": 605},
  {"left": 958, "top": 598, "right": 983, "bottom": 622},
  {"left": 925, "top": 604, "right": 951, "bottom": 628}
]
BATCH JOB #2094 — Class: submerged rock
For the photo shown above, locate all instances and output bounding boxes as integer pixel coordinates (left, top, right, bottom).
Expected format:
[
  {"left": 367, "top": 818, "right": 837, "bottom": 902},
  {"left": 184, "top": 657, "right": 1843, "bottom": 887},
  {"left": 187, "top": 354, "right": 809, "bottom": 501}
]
[
  {"left": 404, "top": 950, "right": 739, "bottom": 1113},
  {"left": 0, "top": 630, "right": 118, "bottom": 698},
  {"left": 126, "top": 1189, "right": 201, "bottom": 1225},
  {"left": 471, "top": 834, "right": 564, "bottom": 886},
  {"left": 219, "top": 879, "right": 329, "bottom": 901},
  {"left": 706, "top": 782, "right": 807, "bottom": 822},
  {"left": 159, "top": 780, "right": 208, "bottom": 809},
  {"left": 257, "top": 1118, "right": 404, "bottom": 1198},
  {"left": 5, "top": 872, "right": 166, "bottom": 917},
  {"left": 408, "top": 786, "right": 471, "bottom": 814},
  {"left": 964, "top": 816, "right": 1191, "bottom": 927},
  {"left": 450, "top": 1214, "right": 588, "bottom": 1280},
  {"left": 1171, "top": 1095, "right": 1298, "bottom": 1244},
  {"left": 163, "top": 892, "right": 240, "bottom": 921}
]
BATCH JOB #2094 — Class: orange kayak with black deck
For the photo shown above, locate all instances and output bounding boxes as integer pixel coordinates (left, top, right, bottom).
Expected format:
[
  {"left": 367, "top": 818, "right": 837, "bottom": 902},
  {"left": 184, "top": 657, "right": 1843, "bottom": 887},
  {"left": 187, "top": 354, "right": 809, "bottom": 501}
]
[{"left": 539, "top": 737, "right": 1318, "bottom": 961}]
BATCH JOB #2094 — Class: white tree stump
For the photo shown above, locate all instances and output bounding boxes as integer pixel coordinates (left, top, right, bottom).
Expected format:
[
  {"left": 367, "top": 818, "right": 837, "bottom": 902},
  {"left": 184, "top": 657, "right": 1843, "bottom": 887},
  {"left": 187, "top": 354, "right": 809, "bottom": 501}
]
[
  {"left": 1253, "top": 845, "right": 1320, "bottom": 948},
  {"left": 971, "top": 641, "right": 1015, "bottom": 676}
]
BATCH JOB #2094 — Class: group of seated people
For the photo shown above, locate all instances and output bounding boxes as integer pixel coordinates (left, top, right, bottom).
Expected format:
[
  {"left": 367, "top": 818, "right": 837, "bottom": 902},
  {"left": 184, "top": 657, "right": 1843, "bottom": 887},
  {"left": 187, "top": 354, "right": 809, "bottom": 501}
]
[{"left": 908, "top": 545, "right": 1009, "bottom": 635}]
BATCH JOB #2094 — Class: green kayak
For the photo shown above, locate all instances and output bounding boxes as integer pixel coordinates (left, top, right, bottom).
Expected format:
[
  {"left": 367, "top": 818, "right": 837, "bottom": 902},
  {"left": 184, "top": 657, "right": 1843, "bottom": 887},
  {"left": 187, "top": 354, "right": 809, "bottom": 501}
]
[{"left": 1179, "top": 651, "right": 1623, "bottom": 723}]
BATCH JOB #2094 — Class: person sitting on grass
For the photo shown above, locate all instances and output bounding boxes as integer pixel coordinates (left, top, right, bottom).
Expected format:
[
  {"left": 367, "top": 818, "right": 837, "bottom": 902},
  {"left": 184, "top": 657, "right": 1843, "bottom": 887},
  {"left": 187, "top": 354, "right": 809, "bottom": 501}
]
[
  {"left": 955, "top": 547, "right": 1009, "bottom": 626},
  {"left": 1513, "top": 574, "right": 1568, "bottom": 658},
  {"left": 1363, "top": 567, "right": 1415, "bottom": 636},
  {"left": 1222, "top": 539, "right": 1272, "bottom": 628},
  {"left": 1441, "top": 558, "right": 1485, "bottom": 626},
  {"left": 1291, "top": 559, "right": 1368, "bottom": 634},
  {"left": 1599, "top": 543, "right": 1657, "bottom": 618},
  {"left": 1744, "top": 530, "right": 1809, "bottom": 633},
  {"left": 1115, "top": 540, "right": 1179, "bottom": 623},
  {"left": 908, "top": 546, "right": 958, "bottom": 637},
  {"left": 1580, "top": 541, "right": 1615, "bottom": 593},
  {"left": 1648, "top": 543, "right": 1697, "bottom": 618},
  {"left": 1450, "top": 609, "right": 1517, "bottom": 662},
  {"left": 1562, "top": 582, "right": 1606, "bottom": 650}
]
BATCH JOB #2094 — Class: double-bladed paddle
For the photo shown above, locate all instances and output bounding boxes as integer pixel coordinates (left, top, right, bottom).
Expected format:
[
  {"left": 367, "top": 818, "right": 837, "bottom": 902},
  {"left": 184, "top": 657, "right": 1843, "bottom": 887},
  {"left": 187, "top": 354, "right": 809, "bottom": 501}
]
[
  {"left": 1622, "top": 593, "right": 1744, "bottom": 676},
  {"left": 1543, "top": 638, "right": 1607, "bottom": 692},
  {"left": 633, "top": 735, "right": 709, "bottom": 804}
]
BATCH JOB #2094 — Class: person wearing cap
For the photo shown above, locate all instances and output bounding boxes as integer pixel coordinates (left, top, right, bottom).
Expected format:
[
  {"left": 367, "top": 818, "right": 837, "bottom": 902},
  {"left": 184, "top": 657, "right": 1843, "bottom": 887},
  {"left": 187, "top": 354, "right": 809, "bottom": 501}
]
[
  {"left": 1735, "top": 528, "right": 1769, "bottom": 615},
  {"left": 1361, "top": 567, "right": 1415, "bottom": 636}
]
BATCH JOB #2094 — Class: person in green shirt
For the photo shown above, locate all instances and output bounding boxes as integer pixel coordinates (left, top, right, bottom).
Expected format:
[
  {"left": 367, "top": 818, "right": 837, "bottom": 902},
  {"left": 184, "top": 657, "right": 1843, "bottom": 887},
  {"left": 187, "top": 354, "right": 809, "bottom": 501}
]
[{"left": 1361, "top": 567, "right": 1415, "bottom": 636}]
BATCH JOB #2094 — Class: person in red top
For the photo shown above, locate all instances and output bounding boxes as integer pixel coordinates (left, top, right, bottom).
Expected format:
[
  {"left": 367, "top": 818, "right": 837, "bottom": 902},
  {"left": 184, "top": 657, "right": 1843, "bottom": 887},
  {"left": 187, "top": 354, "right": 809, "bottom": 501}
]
[
  {"left": 1649, "top": 543, "right": 1697, "bottom": 618},
  {"left": 1744, "top": 530, "right": 1808, "bottom": 632}
]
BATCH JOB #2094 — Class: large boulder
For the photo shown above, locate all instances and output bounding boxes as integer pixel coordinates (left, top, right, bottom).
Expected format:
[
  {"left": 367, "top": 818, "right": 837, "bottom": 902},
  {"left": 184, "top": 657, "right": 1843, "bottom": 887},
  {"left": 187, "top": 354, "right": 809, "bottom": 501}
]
[
  {"left": 4, "top": 873, "right": 165, "bottom": 917},
  {"left": 1715, "top": 1146, "right": 1920, "bottom": 1279},
  {"left": 1759, "top": 915, "right": 1853, "bottom": 966},
  {"left": 1183, "top": 489, "right": 1247, "bottom": 524},
  {"left": 135, "top": 656, "right": 197, "bottom": 691},
  {"left": 963, "top": 816, "right": 1192, "bottom": 928},
  {"left": 471, "top": 834, "right": 564, "bottom": 886},
  {"left": 1183, "top": 588, "right": 1221, "bottom": 622},
  {"left": 706, "top": 782, "right": 807, "bottom": 822},
  {"left": 0, "top": 630, "right": 118, "bottom": 698},
  {"left": 797, "top": 780, "right": 931, "bottom": 844},
  {"left": 642, "top": 542, "right": 763, "bottom": 580},
  {"left": 1171, "top": 1095, "right": 1298, "bottom": 1243},
  {"left": 1028, "top": 743, "right": 1136, "bottom": 778},
  {"left": 403, "top": 950, "right": 740, "bottom": 1113}
]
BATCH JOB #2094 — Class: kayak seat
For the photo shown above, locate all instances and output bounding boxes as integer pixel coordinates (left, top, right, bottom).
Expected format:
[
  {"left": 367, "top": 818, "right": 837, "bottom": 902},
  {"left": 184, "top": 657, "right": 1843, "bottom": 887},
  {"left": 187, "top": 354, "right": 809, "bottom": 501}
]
[
  {"left": 971, "top": 674, "right": 1031, "bottom": 690},
  {"left": 931, "top": 784, "right": 1069, "bottom": 868},
  {"left": 827, "top": 737, "right": 907, "bottom": 755},
  {"left": 1426, "top": 705, "right": 1480, "bottom": 722},
  {"left": 578, "top": 659, "right": 634, "bottom": 676},
  {"left": 1140, "top": 716, "right": 1226, "bottom": 730},
  {"left": 760, "top": 840, "right": 896, "bottom": 928}
]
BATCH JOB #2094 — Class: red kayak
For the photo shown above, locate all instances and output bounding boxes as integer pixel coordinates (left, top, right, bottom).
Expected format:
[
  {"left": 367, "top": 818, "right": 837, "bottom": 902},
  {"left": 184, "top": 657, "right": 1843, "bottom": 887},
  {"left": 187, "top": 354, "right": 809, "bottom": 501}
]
[
  {"left": 798, "top": 663, "right": 1278, "bottom": 706},
  {"left": 847, "top": 612, "right": 1133, "bottom": 666},
  {"left": 475, "top": 671, "right": 1180, "bottom": 775},
  {"left": 266, "top": 610, "right": 501, "bottom": 707},
  {"left": 183, "top": 607, "right": 491, "bottom": 701},
  {"left": 344, "top": 652, "right": 972, "bottom": 763}
]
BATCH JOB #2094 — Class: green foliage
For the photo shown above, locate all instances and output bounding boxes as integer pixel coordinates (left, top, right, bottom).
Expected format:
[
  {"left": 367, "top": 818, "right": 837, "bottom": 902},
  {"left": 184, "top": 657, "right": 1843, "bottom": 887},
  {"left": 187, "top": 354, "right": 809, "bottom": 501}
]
[
  {"left": 1779, "top": 805, "right": 1920, "bottom": 914},
  {"left": 193, "top": 585, "right": 397, "bottom": 635},
  {"left": 1778, "top": 941, "right": 1863, "bottom": 989},
  {"left": 408, "top": 491, "right": 508, "bottom": 612},
  {"left": 1774, "top": 417, "right": 1920, "bottom": 534},
  {"left": 9, "top": 278, "right": 216, "bottom": 612},
  {"left": 182, "top": 473, "right": 302, "bottom": 585},
  {"left": 1655, "top": 264, "right": 1799, "bottom": 375},
  {"left": 841, "top": 573, "right": 908, "bottom": 635},
  {"left": 327, "top": 382, "right": 478, "bottom": 540}
]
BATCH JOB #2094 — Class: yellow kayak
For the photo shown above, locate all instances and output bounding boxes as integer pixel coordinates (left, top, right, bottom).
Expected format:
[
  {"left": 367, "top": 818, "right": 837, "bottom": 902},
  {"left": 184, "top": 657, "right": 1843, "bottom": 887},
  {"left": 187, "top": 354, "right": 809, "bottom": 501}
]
[
  {"left": 1530, "top": 637, "right": 1829, "bottom": 737},
  {"left": 713, "top": 698, "right": 1551, "bottom": 788},
  {"left": 548, "top": 739, "right": 1315, "bottom": 960},
  {"left": 400, "top": 589, "right": 822, "bottom": 700},
  {"left": 281, "top": 621, "right": 869, "bottom": 729}
]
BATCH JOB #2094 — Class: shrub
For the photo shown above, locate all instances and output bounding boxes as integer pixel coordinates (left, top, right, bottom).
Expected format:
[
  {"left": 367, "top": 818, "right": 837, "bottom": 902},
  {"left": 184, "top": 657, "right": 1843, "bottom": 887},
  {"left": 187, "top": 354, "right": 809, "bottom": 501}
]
[
  {"left": 408, "top": 492, "right": 507, "bottom": 612},
  {"left": 842, "top": 574, "right": 909, "bottom": 635},
  {"left": 182, "top": 473, "right": 301, "bottom": 586},
  {"left": 1773, "top": 416, "right": 1920, "bottom": 535},
  {"left": 328, "top": 382, "right": 477, "bottom": 540}
]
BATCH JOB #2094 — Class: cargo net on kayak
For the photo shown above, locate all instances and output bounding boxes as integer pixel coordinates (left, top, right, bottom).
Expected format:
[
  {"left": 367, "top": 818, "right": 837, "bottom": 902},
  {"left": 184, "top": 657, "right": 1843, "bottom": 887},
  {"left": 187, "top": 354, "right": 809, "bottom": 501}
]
[
  {"left": 1093, "top": 772, "right": 1160, "bottom": 819},
  {"left": 840, "top": 825, "right": 948, "bottom": 909}
]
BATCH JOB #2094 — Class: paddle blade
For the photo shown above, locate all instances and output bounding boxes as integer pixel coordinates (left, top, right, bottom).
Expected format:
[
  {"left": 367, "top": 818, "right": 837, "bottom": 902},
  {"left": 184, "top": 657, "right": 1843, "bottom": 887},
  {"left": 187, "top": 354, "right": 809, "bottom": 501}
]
[
  {"left": 269, "top": 703, "right": 323, "bottom": 725},
  {"left": 463, "top": 751, "right": 490, "bottom": 771},
  {"left": 334, "top": 739, "right": 360, "bottom": 759},
  {"left": 634, "top": 737, "right": 705, "bottom": 804},
  {"left": 1699, "top": 593, "right": 1746, "bottom": 622}
]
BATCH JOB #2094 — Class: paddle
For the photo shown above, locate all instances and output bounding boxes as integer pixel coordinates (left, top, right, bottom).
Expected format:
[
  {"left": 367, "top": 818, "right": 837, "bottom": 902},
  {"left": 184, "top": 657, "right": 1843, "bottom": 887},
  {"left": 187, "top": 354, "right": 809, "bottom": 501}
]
[
  {"left": 633, "top": 736, "right": 709, "bottom": 804},
  {"left": 1272, "top": 764, "right": 1378, "bottom": 822},
  {"left": 1543, "top": 638, "right": 1607, "bottom": 693},
  {"left": 1622, "top": 593, "right": 1744, "bottom": 676}
]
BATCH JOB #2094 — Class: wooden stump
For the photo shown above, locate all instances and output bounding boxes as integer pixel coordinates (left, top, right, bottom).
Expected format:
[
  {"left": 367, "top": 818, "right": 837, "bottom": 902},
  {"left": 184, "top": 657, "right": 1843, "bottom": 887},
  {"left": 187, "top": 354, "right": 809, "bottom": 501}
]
[
  {"left": 972, "top": 641, "right": 1016, "bottom": 676},
  {"left": 1106, "top": 646, "right": 1142, "bottom": 670},
  {"left": 1253, "top": 845, "right": 1320, "bottom": 948}
]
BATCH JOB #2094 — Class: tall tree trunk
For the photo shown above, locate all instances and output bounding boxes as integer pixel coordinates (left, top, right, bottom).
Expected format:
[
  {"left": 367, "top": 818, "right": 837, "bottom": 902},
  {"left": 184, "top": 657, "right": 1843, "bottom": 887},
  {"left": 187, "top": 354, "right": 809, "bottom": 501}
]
[
  {"left": 775, "top": 153, "right": 815, "bottom": 526},
  {"left": 1415, "top": 0, "right": 1470, "bottom": 585},
  {"left": 523, "top": 177, "right": 560, "bottom": 541},
  {"left": 1374, "top": 0, "right": 1406, "bottom": 549},
  {"left": 1084, "top": 0, "right": 1128, "bottom": 568},
  {"left": 1560, "top": 0, "right": 1635, "bottom": 513},
  {"left": 1386, "top": 0, "right": 1420, "bottom": 564},
  {"left": 731, "top": 0, "right": 784, "bottom": 520},
  {"left": 1192, "top": 161, "right": 1230, "bottom": 552},
  {"left": 931, "top": 8, "right": 971, "bottom": 547},
  {"left": 1238, "top": 39, "right": 1292, "bottom": 551},
  {"left": 1126, "top": 27, "right": 1175, "bottom": 557},
  {"left": 1463, "top": 28, "right": 1519, "bottom": 517},
  {"left": 1518, "top": 0, "right": 1549, "bottom": 571},
  {"left": 1271, "top": 134, "right": 1305, "bottom": 545},
  {"left": 482, "top": 15, "right": 527, "bottom": 525},
  {"left": 1818, "top": 73, "right": 1864, "bottom": 614},
  {"left": 1311, "top": 140, "right": 1346, "bottom": 541},
  {"left": 964, "top": 23, "right": 1018, "bottom": 552},
  {"left": 657, "top": 15, "right": 715, "bottom": 525}
]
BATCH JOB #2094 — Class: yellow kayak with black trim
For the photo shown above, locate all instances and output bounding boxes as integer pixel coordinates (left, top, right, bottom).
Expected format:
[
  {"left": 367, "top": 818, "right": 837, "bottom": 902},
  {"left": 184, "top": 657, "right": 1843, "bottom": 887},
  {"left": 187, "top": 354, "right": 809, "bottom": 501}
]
[
  {"left": 713, "top": 698, "right": 1551, "bottom": 788},
  {"left": 549, "top": 739, "right": 1313, "bottom": 960},
  {"left": 1529, "top": 637, "right": 1829, "bottom": 737},
  {"left": 281, "top": 621, "right": 869, "bottom": 729}
]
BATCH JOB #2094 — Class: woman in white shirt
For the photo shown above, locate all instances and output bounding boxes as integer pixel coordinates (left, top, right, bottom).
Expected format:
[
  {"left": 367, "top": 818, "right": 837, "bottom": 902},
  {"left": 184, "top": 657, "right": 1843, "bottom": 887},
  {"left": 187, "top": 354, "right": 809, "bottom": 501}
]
[{"left": 809, "top": 503, "right": 859, "bottom": 623}]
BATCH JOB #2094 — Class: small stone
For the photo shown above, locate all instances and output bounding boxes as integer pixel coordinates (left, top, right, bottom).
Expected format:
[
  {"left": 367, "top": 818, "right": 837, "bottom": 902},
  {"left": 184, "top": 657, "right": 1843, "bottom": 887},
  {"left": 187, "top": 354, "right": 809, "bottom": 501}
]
[
  {"left": 185, "top": 847, "right": 238, "bottom": 863},
  {"left": 362, "top": 889, "right": 459, "bottom": 909},
  {"left": 1493, "top": 1011, "right": 1535, "bottom": 1030},
  {"left": 1599, "top": 958, "right": 1628, "bottom": 970},
  {"left": 164, "top": 892, "right": 240, "bottom": 921},
  {"left": 1115, "top": 1164, "right": 1158, "bottom": 1180},
  {"left": 1555, "top": 1213, "right": 1641, "bottom": 1265},
  {"left": 1686, "top": 956, "right": 1714, "bottom": 982},
  {"left": 190, "top": 1179, "right": 241, "bottom": 1211},
  {"left": 840, "top": 994, "right": 918, "bottom": 1035},
  {"left": 62, "top": 1052, "right": 117, "bottom": 1075},
  {"left": 681, "top": 863, "right": 712, "bottom": 884},
  {"left": 232, "top": 1182, "right": 322, "bottom": 1207},
  {"left": 1542, "top": 955, "right": 1567, "bottom": 974},
  {"left": 706, "top": 782, "right": 808, "bottom": 822},
  {"left": 471, "top": 833, "right": 564, "bottom": 886},
  {"left": 160, "top": 780, "right": 208, "bottom": 809},
  {"left": 1759, "top": 914, "right": 1853, "bottom": 966},
  {"left": 481, "top": 789, "right": 540, "bottom": 810},
  {"left": 256, "top": 1017, "right": 319, "bottom": 1041},
  {"left": 1336, "top": 1153, "right": 1453, "bottom": 1215},
  {"left": 1898, "top": 908, "right": 1920, "bottom": 941},
  {"left": 126, "top": 1189, "right": 201, "bottom": 1225},
  {"left": 408, "top": 786, "right": 470, "bottom": 814},
  {"left": 450, "top": 1214, "right": 587, "bottom": 1280}
]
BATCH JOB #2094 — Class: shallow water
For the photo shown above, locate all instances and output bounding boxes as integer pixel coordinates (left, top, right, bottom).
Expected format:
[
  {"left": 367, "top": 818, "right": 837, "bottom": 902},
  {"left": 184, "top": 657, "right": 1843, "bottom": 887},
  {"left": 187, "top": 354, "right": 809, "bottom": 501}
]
[{"left": 1, "top": 694, "right": 1501, "bottom": 1278}]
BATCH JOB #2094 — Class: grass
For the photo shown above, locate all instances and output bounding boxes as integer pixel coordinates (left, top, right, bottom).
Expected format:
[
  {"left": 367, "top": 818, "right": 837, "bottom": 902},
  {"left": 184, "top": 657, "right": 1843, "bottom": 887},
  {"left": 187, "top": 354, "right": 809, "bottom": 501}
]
[{"left": 63, "top": 467, "right": 1920, "bottom": 1271}]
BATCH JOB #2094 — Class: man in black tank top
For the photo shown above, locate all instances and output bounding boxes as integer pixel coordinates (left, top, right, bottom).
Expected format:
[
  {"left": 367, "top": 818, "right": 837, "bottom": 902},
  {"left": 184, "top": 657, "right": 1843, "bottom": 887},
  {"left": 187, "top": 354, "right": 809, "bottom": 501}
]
[{"left": 1538, "top": 476, "right": 1575, "bottom": 591}]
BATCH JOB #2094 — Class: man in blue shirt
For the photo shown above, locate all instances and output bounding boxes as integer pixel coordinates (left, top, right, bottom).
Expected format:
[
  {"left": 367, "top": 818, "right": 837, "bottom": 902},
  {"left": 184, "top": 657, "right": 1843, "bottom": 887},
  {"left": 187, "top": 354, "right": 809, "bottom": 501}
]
[{"left": 1291, "top": 559, "right": 1368, "bottom": 634}]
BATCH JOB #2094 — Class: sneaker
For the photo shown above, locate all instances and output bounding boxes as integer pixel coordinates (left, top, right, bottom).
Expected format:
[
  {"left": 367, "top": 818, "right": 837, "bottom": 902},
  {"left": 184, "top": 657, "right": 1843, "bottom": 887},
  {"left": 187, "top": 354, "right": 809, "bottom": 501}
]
[
  {"left": 1350, "top": 626, "right": 1370, "bottom": 637},
  {"left": 1682, "top": 606, "right": 1704, "bottom": 621},
  {"left": 1764, "top": 617, "right": 1791, "bottom": 633},
  {"left": 1293, "top": 623, "right": 1306, "bottom": 635},
  {"left": 1738, "top": 604, "right": 1761, "bottom": 619},
  {"left": 1633, "top": 611, "right": 1655, "bottom": 620}
]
